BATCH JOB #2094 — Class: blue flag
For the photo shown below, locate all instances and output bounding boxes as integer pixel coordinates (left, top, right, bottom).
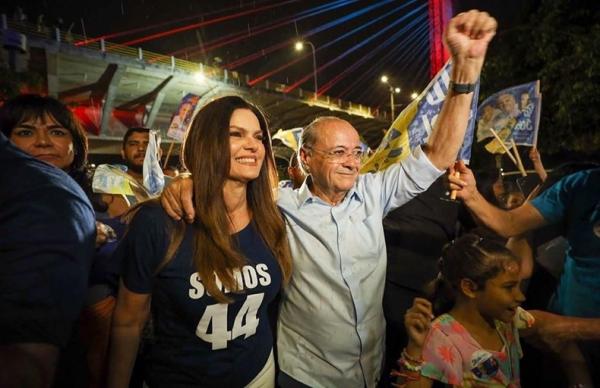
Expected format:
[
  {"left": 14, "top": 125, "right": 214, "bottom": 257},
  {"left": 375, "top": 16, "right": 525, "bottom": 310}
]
[
  {"left": 361, "top": 60, "right": 480, "bottom": 172},
  {"left": 476, "top": 81, "right": 541, "bottom": 150}
]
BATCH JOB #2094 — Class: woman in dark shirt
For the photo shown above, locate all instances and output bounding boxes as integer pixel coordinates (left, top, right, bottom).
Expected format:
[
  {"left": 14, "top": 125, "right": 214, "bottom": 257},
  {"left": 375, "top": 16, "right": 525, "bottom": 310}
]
[{"left": 108, "top": 96, "right": 292, "bottom": 387}]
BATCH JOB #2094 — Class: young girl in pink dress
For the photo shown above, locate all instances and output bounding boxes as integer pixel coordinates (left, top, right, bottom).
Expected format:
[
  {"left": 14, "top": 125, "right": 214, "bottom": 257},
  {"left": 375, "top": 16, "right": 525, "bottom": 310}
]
[{"left": 395, "top": 234, "right": 535, "bottom": 387}]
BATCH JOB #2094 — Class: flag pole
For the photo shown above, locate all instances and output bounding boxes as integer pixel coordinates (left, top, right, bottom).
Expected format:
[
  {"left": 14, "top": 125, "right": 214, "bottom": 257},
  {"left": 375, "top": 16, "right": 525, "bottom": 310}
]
[
  {"left": 488, "top": 128, "right": 517, "bottom": 165},
  {"left": 450, "top": 171, "right": 460, "bottom": 200},
  {"left": 163, "top": 142, "right": 175, "bottom": 169},
  {"left": 510, "top": 139, "right": 527, "bottom": 176}
]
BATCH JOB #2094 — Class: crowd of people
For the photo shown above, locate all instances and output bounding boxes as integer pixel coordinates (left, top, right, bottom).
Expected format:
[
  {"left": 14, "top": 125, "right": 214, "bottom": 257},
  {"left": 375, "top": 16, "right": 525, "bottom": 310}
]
[{"left": 1, "top": 9, "right": 599, "bottom": 388}]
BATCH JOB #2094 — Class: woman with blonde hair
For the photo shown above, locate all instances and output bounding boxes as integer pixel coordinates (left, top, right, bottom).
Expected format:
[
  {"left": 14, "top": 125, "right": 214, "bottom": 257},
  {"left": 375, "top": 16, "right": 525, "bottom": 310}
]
[{"left": 108, "top": 95, "right": 292, "bottom": 388}]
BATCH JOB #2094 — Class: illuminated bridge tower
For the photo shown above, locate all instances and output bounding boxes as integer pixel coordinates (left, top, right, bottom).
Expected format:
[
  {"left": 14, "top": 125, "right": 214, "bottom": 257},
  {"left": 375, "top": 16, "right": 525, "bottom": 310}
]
[{"left": 428, "top": 0, "right": 453, "bottom": 77}]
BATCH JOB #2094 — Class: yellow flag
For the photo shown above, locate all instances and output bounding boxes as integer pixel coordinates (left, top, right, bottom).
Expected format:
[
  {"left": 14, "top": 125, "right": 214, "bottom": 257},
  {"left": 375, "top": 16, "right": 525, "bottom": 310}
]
[
  {"left": 272, "top": 127, "right": 303, "bottom": 151},
  {"left": 360, "top": 100, "right": 418, "bottom": 173},
  {"left": 361, "top": 59, "right": 479, "bottom": 173}
]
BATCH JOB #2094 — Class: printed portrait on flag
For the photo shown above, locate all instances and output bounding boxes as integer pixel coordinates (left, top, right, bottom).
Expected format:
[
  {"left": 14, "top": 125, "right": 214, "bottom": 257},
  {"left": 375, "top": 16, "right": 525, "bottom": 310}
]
[
  {"left": 167, "top": 93, "right": 200, "bottom": 142},
  {"left": 477, "top": 81, "right": 541, "bottom": 153}
]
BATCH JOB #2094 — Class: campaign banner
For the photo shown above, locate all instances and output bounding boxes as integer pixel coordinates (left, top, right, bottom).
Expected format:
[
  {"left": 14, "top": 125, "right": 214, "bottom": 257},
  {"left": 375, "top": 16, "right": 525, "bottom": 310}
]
[
  {"left": 167, "top": 93, "right": 200, "bottom": 142},
  {"left": 361, "top": 60, "right": 480, "bottom": 173},
  {"left": 476, "top": 81, "right": 541, "bottom": 153}
]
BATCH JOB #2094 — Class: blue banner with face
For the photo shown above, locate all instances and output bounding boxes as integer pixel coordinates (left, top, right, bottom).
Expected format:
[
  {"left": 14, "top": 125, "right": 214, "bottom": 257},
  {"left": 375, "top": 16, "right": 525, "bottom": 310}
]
[{"left": 476, "top": 81, "right": 541, "bottom": 149}]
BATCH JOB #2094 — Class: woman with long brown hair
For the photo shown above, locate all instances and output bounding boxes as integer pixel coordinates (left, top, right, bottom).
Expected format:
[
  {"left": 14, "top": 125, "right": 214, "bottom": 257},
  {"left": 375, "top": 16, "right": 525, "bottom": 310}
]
[{"left": 108, "top": 95, "right": 292, "bottom": 388}]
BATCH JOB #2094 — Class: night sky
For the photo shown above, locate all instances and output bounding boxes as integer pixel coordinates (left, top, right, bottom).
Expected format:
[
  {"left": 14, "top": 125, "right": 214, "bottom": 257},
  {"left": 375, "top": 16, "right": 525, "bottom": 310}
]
[{"left": 1, "top": 0, "right": 528, "bottom": 109}]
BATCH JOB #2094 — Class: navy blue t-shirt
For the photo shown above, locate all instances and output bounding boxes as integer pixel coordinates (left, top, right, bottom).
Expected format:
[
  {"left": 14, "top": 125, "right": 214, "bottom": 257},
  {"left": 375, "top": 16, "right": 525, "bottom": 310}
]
[
  {"left": 117, "top": 204, "right": 282, "bottom": 387},
  {"left": 0, "top": 132, "right": 96, "bottom": 347}
]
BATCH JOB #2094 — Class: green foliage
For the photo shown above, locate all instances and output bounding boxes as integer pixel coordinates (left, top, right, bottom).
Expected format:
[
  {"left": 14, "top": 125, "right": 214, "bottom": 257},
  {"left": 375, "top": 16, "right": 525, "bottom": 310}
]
[{"left": 480, "top": 0, "right": 600, "bottom": 154}]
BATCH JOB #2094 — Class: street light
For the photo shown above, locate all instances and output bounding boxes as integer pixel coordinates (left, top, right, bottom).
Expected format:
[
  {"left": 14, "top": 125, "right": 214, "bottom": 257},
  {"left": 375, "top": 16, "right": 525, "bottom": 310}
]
[
  {"left": 193, "top": 71, "right": 206, "bottom": 84},
  {"left": 295, "top": 40, "right": 318, "bottom": 99},
  {"left": 411, "top": 92, "right": 418, "bottom": 100},
  {"left": 380, "top": 75, "right": 401, "bottom": 119}
]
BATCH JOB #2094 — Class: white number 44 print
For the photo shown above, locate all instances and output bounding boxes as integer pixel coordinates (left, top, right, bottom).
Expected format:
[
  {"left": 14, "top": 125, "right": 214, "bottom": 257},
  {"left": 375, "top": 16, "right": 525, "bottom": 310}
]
[{"left": 195, "top": 293, "right": 264, "bottom": 350}]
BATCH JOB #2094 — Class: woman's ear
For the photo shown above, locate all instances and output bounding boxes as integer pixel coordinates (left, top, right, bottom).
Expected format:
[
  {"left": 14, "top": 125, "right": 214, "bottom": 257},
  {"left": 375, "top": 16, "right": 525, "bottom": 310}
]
[{"left": 459, "top": 278, "right": 479, "bottom": 299}]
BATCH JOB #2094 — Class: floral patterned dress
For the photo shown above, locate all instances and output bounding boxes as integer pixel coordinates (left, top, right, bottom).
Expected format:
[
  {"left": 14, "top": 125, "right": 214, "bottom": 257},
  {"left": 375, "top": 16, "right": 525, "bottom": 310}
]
[{"left": 420, "top": 308, "right": 534, "bottom": 387}]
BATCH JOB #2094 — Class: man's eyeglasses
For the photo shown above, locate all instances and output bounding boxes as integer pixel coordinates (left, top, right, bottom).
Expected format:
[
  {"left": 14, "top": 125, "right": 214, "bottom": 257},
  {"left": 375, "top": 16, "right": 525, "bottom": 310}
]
[{"left": 305, "top": 146, "right": 364, "bottom": 163}]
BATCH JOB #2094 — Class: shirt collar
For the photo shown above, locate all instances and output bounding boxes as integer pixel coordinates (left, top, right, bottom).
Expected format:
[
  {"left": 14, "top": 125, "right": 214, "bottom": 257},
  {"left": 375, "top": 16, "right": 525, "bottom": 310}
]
[
  {"left": 297, "top": 177, "right": 314, "bottom": 207},
  {"left": 297, "top": 176, "right": 363, "bottom": 208}
]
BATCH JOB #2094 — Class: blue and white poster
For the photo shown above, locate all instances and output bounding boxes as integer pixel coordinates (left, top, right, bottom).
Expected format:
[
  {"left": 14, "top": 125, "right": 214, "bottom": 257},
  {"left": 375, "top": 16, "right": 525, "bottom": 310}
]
[
  {"left": 361, "top": 60, "right": 480, "bottom": 173},
  {"left": 167, "top": 93, "right": 200, "bottom": 142},
  {"left": 476, "top": 81, "right": 541, "bottom": 152}
]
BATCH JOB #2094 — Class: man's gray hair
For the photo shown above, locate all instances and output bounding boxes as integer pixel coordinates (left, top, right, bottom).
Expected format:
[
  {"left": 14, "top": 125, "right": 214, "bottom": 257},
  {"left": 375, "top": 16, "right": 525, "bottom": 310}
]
[{"left": 299, "top": 116, "right": 344, "bottom": 150}]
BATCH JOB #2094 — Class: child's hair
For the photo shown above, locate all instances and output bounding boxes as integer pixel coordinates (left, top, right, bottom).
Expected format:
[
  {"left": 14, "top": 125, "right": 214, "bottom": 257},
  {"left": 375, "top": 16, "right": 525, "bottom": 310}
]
[{"left": 427, "top": 233, "right": 520, "bottom": 315}]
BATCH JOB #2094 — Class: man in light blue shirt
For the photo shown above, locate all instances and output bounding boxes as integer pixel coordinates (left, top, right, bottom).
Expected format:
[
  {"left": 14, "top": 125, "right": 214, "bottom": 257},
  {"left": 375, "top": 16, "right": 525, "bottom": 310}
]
[
  {"left": 162, "top": 10, "right": 497, "bottom": 387},
  {"left": 276, "top": 118, "right": 443, "bottom": 386}
]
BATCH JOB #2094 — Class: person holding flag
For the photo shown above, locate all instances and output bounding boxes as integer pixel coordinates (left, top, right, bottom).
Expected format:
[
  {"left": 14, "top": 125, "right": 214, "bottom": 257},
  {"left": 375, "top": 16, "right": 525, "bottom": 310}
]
[
  {"left": 371, "top": 45, "right": 482, "bottom": 387},
  {"left": 93, "top": 127, "right": 164, "bottom": 218},
  {"left": 161, "top": 10, "right": 497, "bottom": 387}
]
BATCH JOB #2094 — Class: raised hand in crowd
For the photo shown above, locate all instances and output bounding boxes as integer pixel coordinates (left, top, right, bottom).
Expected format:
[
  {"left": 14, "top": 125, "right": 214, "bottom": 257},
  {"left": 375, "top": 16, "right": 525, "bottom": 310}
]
[
  {"left": 404, "top": 298, "right": 434, "bottom": 354},
  {"left": 528, "top": 146, "right": 547, "bottom": 182},
  {"left": 444, "top": 10, "right": 496, "bottom": 77}
]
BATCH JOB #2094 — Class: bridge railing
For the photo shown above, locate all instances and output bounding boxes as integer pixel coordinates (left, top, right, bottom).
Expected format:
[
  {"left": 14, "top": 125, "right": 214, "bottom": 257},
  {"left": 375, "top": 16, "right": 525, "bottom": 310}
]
[{"left": 2, "top": 15, "right": 386, "bottom": 121}]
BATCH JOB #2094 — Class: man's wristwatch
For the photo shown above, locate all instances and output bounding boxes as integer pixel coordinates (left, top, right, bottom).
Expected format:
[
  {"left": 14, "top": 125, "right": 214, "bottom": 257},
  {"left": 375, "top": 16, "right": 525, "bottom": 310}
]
[{"left": 449, "top": 81, "right": 476, "bottom": 94}]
